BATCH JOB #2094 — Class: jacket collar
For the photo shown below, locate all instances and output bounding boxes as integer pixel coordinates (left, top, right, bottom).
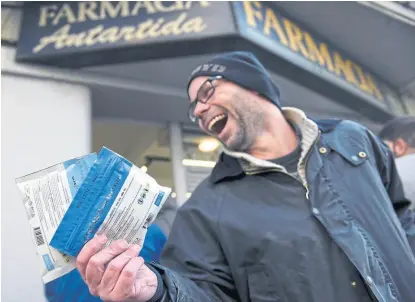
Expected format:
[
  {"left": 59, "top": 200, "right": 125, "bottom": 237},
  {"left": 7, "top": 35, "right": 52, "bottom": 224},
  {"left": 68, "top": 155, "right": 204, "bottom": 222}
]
[
  {"left": 210, "top": 107, "right": 342, "bottom": 184},
  {"left": 217, "top": 107, "right": 319, "bottom": 184}
]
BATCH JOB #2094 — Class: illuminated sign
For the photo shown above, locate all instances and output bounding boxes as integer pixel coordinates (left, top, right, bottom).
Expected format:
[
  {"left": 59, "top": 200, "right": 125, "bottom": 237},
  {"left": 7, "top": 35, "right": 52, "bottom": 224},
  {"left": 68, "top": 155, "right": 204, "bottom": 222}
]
[
  {"left": 16, "top": 1, "right": 406, "bottom": 119},
  {"left": 232, "top": 1, "right": 398, "bottom": 108},
  {"left": 16, "top": 1, "right": 236, "bottom": 66}
]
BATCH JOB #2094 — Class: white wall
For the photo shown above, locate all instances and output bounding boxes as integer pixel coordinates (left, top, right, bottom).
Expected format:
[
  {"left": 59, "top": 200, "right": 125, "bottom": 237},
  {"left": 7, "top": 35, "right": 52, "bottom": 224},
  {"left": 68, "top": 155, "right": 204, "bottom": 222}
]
[{"left": 1, "top": 74, "right": 91, "bottom": 301}]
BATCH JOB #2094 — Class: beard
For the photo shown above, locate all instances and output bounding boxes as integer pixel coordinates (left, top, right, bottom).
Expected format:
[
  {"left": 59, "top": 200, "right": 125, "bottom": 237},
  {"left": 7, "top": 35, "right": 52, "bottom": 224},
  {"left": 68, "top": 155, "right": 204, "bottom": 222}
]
[
  {"left": 223, "top": 122, "right": 247, "bottom": 151},
  {"left": 222, "top": 99, "right": 265, "bottom": 152}
]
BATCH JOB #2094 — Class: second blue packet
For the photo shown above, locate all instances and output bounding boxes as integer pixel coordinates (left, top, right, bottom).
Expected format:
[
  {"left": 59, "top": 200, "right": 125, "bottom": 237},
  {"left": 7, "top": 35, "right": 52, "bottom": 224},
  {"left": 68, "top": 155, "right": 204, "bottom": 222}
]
[{"left": 50, "top": 147, "right": 171, "bottom": 256}]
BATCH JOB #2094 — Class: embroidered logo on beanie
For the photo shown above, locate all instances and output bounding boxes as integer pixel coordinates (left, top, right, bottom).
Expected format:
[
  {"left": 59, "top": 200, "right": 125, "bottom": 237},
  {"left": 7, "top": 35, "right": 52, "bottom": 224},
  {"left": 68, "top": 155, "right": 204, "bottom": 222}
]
[{"left": 191, "top": 64, "right": 227, "bottom": 75}]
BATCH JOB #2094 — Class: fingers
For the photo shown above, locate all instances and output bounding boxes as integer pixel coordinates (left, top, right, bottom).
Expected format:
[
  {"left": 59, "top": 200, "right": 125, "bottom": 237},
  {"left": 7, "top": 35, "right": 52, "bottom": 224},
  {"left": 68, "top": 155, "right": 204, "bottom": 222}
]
[
  {"left": 85, "top": 240, "right": 132, "bottom": 293},
  {"left": 76, "top": 234, "right": 108, "bottom": 281},
  {"left": 76, "top": 236, "right": 148, "bottom": 301},
  {"left": 98, "top": 244, "right": 141, "bottom": 295},
  {"left": 104, "top": 257, "right": 145, "bottom": 301}
]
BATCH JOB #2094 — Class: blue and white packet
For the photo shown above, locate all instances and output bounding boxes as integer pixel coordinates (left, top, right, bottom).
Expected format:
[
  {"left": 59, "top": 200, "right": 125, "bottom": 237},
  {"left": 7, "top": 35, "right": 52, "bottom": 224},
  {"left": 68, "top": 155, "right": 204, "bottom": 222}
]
[
  {"left": 50, "top": 147, "right": 171, "bottom": 257},
  {"left": 15, "top": 153, "right": 97, "bottom": 284}
]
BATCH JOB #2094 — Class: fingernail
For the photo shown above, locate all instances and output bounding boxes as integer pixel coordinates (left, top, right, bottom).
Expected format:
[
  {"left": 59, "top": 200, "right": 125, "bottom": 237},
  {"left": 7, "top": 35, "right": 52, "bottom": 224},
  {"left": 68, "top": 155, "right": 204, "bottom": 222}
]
[
  {"left": 117, "top": 240, "right": 128, "bottom": 249},
  {"left": 131, "top": 244, "right": 141, "bottom": 253},
  {"left": 97, "top": 234, "right": 107, "bottom": 243}
]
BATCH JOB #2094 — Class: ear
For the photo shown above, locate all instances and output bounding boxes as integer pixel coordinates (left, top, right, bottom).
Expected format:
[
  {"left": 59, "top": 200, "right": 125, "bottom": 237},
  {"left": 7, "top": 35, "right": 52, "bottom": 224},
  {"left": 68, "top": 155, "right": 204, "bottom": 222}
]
[{"left": 394, "top": 138, "right": 408, "bottom": 157}]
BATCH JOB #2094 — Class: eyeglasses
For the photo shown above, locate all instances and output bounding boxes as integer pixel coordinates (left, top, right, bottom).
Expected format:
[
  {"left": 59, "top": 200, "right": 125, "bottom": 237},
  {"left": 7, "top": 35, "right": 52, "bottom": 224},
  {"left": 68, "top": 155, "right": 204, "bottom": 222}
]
[{"left": 188, "top": 76, "right": 223, "bottom": 122}]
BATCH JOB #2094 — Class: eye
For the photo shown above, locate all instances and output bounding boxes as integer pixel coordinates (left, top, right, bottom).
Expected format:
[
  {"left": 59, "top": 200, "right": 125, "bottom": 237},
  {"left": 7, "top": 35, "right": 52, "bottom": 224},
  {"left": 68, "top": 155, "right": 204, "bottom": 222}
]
[
  {"left": 200, "top": 87, "right": 212, "bottom": 100},
  {"left": 198, "top": 82, "right": 214, "bottom": 102}
]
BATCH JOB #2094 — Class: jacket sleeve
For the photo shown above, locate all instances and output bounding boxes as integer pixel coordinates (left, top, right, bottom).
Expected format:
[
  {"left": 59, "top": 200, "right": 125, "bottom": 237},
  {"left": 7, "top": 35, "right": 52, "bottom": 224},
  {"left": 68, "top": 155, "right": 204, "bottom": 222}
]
[
  {"left": 369, "top": 130, "right": 415, "bottom": 254},
  {"left": 148, "top": 189, "right": 239, "bottom": 302}
]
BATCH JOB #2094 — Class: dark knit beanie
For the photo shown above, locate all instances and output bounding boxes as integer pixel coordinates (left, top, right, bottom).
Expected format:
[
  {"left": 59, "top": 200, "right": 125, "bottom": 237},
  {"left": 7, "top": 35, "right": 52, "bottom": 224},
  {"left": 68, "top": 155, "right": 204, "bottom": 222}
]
[{"left": 187, "top": 51, "right": 281, "bottom": 108}]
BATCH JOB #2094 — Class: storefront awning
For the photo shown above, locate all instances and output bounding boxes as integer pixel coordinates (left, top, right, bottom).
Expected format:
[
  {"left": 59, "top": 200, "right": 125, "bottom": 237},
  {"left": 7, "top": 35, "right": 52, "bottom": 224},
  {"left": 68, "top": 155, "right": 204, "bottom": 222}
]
[{"left": 15, "top": 1, "right": 414, "bottom": 121}]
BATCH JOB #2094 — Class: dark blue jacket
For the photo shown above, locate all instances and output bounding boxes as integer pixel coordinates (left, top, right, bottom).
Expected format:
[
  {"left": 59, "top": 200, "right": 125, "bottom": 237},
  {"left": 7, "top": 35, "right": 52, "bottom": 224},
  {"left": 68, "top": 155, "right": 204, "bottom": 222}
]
[{"left": 151, "top": 119, "right": 415, "bottom": 302}]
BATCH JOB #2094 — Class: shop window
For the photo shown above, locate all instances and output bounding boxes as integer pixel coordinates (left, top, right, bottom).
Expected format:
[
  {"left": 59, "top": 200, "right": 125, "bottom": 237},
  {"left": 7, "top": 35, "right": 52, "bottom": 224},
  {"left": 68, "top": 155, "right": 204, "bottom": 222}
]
[{"left": 93, "top": 121, "right": 222, "bottom": 202}]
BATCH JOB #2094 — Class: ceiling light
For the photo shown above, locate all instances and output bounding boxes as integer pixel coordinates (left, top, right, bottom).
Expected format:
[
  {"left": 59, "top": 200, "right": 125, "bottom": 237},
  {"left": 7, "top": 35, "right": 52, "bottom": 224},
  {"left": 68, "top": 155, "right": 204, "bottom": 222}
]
[
  {"left": 198, "top": 138, "right": 220, "bottom": 152},
  {"left": 185, "top": 192, "right": 192, "bottom": 198},
  {"left": 140, "top": 166, "right": 148, "bottom": 173},
  {"left": 171, "top": 192, "right": 177, "bottom": 198},
  {"left": 182, "top": 159, "right": 216, "bottom": 168}
]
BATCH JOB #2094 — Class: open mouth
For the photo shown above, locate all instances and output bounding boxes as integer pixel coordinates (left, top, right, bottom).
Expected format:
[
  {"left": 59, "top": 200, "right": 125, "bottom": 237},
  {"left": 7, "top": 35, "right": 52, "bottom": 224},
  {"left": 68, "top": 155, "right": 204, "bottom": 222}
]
[{"left": 208, "top": 114, "right": 228, "bottom": 135}]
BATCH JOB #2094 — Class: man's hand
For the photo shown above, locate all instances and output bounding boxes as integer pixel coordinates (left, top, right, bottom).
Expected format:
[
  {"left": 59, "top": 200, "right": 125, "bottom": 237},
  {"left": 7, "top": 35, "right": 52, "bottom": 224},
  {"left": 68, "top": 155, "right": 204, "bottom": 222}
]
[{"left": 76, "top": 235, "right": 158, "bottom": 302}]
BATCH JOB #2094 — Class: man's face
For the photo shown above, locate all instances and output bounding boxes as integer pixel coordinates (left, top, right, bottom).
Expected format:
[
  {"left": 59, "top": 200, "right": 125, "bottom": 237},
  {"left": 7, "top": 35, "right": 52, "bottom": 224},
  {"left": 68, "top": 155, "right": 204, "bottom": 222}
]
[{"left": 188, "top": 76, "right": 265, "bottom": 152}]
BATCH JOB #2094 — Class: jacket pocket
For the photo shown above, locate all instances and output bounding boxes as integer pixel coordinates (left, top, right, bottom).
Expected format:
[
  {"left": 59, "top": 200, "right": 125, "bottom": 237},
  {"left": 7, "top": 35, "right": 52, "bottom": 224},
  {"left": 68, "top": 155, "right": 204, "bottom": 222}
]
[
  {"left": 247, "top": 265, "right": 281, "bottom": 302},
  {"left": 324, "top": 136, "right": 369, "bottom": 167}
]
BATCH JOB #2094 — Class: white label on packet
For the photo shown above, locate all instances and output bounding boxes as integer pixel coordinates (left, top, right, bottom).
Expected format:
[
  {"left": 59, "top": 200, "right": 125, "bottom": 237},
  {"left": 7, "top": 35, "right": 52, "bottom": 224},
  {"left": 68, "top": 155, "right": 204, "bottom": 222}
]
[
  {"left": 20, "top": 169, "right": 76, "bottom": 282},
  {"left": 96, "top": 165, "right": 171, "bottom": 247}
]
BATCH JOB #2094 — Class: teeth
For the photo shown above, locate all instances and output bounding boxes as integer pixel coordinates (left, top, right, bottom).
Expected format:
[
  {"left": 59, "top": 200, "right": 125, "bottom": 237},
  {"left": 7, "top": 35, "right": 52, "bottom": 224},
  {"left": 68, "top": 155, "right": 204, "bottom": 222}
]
[{"left": 208, "top": 114, "right": 226, "bottom": 132}]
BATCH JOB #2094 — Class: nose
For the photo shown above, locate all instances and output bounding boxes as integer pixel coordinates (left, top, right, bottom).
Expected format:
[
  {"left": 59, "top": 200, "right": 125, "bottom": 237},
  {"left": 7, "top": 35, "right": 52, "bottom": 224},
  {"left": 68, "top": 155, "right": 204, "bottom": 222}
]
[{"left": 193, "top": 101, "right": 210, "bottom": 119}]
